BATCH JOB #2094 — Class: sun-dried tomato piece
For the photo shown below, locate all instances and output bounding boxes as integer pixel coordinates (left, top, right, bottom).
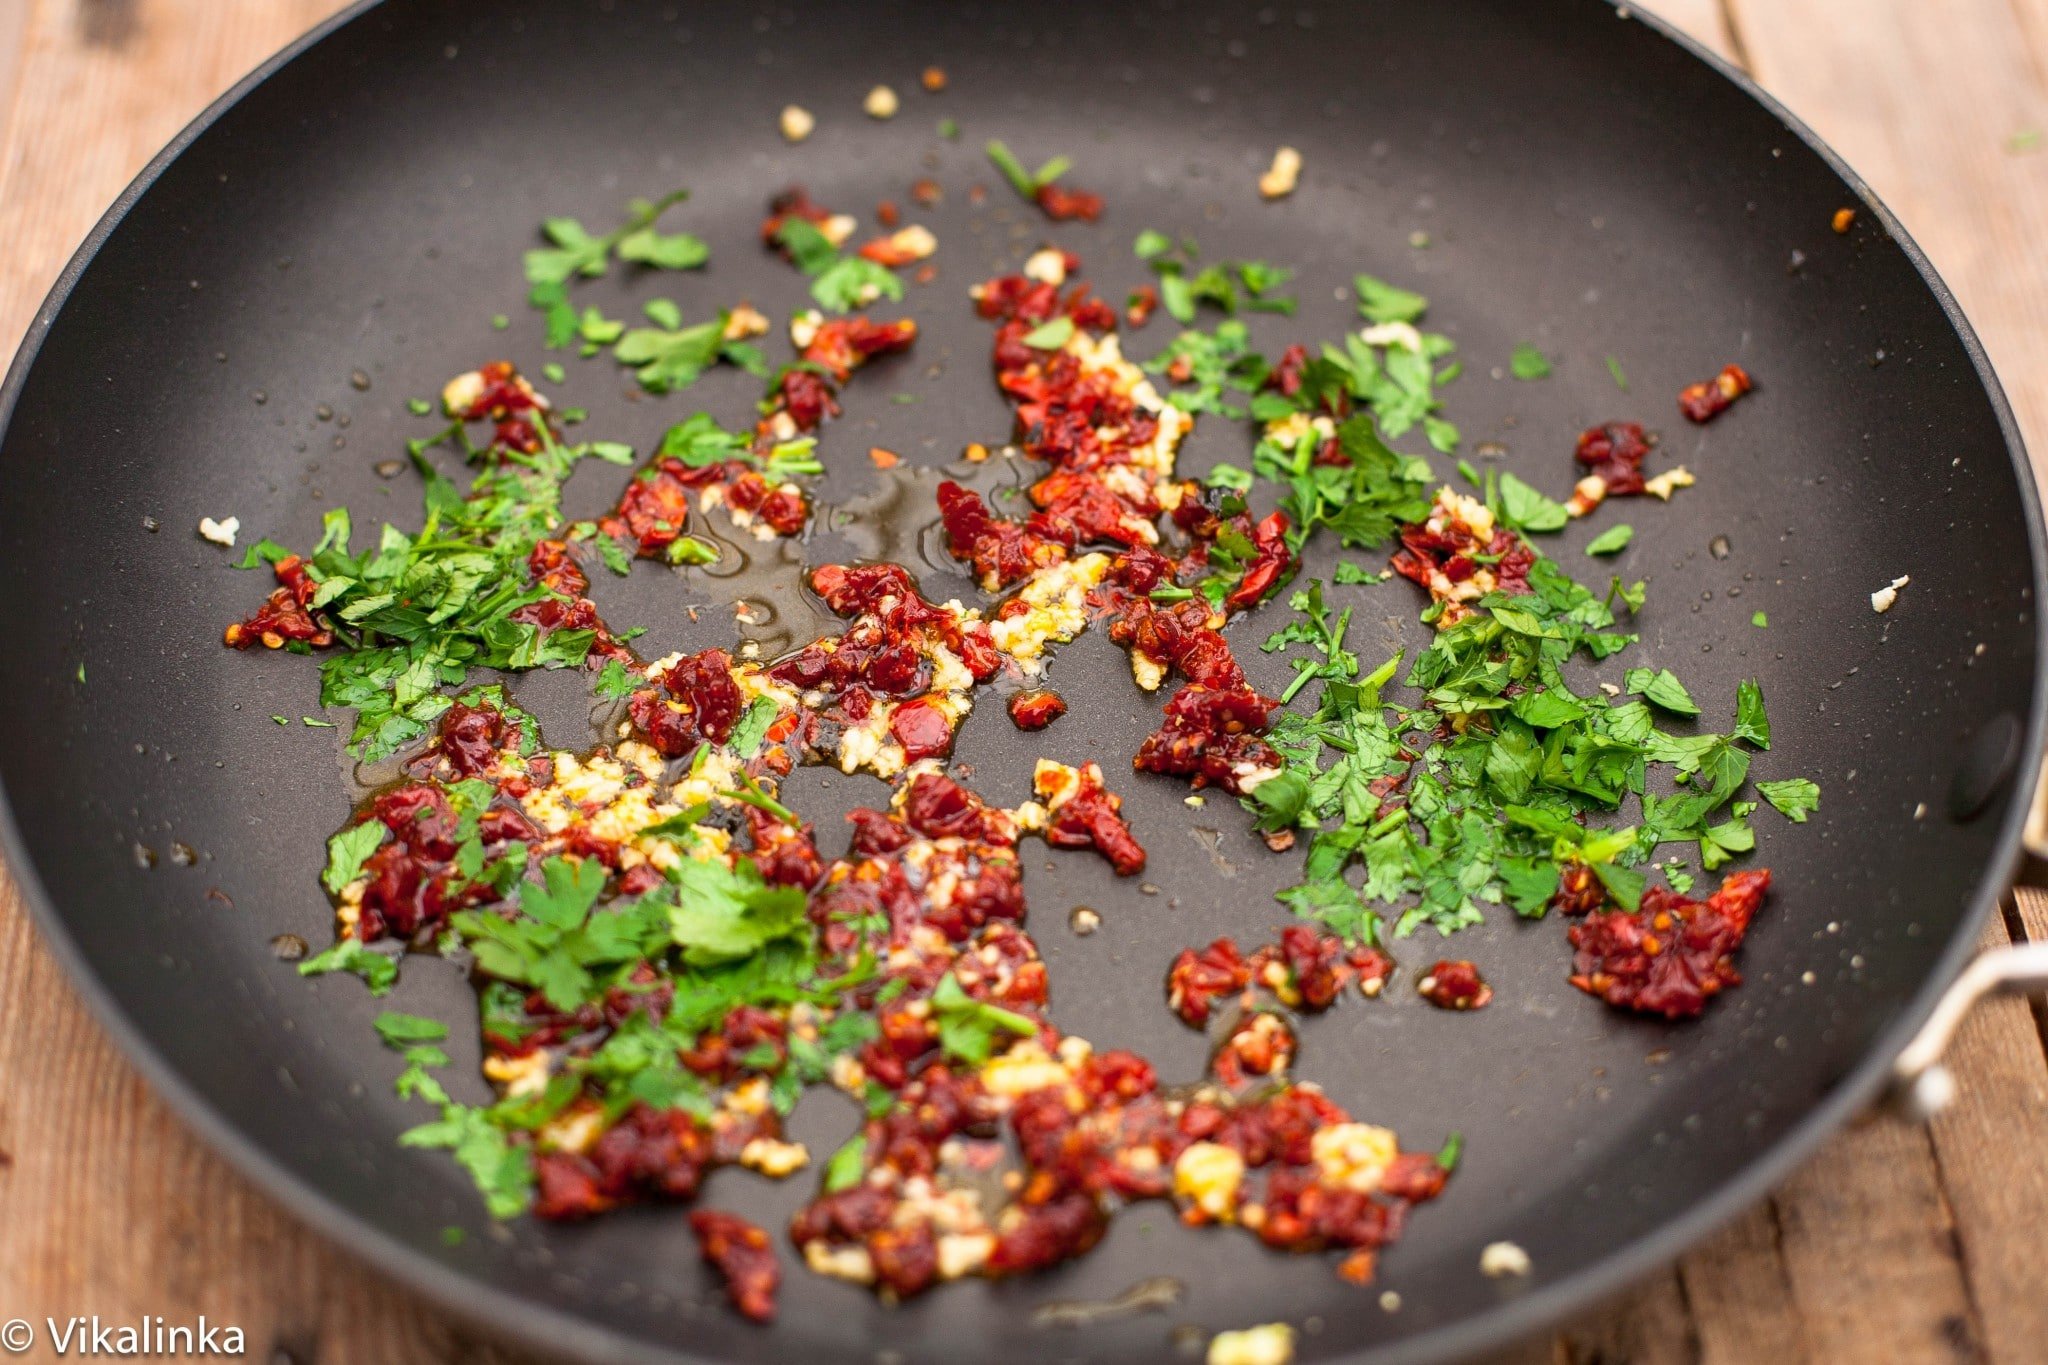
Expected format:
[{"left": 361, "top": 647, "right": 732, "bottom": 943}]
[
  {"left": 1008, "top": 689, "right": 1066, "bottom": 731},
  {"left": 689, "top": 1210, "right": 781, "bottom": 1323},
  {"left": 434, "top": 701, "right": 509, "bottom": 778},
  {"left": 1568, "top": 869, "right": 1770, "bottom": 1018},
  {"left": 1034, "top": 182, "right": 1104, "bottom": 222},
  {"left": 1041, "top": 764, "right": 1145, "bottom": 875},
  {"left": 224, "top": 554, "right": 333, "bottom": 649},
  {"left": 1167, "top": 938, "right": 1252, "bottom": 1027},
  {"left": 1418, "top": 960, "right": 1494, "bottom": 1010},
  {"left": 1678, "top": 363, "right": 1754, "bottom": 423}
]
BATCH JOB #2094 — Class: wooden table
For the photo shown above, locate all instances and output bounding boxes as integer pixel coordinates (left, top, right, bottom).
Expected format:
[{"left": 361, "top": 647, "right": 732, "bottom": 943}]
[{"left": 2, "top": 2, "right": 2046, "bottom": 1361}]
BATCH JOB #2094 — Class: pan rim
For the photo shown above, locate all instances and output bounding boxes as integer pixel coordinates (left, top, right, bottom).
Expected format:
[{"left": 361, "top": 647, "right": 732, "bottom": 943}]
[{"left": 0, "top": 1, "right": 2040, "bottom": 1362}]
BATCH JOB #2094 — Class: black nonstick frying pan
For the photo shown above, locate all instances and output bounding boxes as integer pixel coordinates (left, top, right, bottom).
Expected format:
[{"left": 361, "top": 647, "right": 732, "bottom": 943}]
[{"left": 2, "top": 1, "right": 2043, "bottom": 1362}]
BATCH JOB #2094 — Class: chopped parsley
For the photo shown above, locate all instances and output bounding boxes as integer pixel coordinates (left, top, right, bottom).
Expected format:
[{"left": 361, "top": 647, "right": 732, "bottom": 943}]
[
  {"left": 773, "top": 218, "right": 906, "bottom": 313},
  {"left": 985, "top": 139, "right": 1071, "bottom": 203},
  {"left": 1584, "top": 524, "right": 1634, "bottom": 556},
  {"left": 614, "top": 304, "right": 767, "bottom": 393},
  {"left": 525, "top": 190, "right": 707, "bottom": 346},
  {"left": 1757, "top": 778, "right": 1821, "bottom": 822},
  {"left": 1509, "top": 344, "right": 1553, "bottom": 380},
  {"left": 1352, "top": 273, "right": 1429, "bottom": 325},
  {"left": 931, "top": 972, "right": 1038, "bottom": 1064},
  {"left": 298, "top": 937, "right": 399, "bottom": 994},
  {"left": 1134, "top": 233, "right": 1297, "bottom": 322}
]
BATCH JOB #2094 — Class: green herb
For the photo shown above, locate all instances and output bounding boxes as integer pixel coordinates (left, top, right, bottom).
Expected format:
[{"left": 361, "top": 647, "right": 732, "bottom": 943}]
[
  {"left": 1263, "top": 580, "right": 1358, "bottom": 705},
  {"left": 298, "top": 937, "right": 399, "bottom": 994},
  {"left": 1495, "top": 472, "right": 1569, "bottom": 534},
  {"left": 1436, "top": 1131, "right": 1463, "bottom": 1171},
  {"left": 1133, "top": 229, "right": 1174, "bottom": 261},
  {"left": 931, "top": 972, "right": 1037, "bottom": 1064},
  {"left": 985, "top": 139, "right": 1071, "bottom": 202},
  {"left": 1509, "top": 344, "right": 1553, "bottom": 380},
  {"left": 938, "top": 116, "right": 959, "bottom": 140},
  {"left": 1752, "top": 610, "right": 1768, "bottom": 628},
  {"left": 1585, "top": 524, "right": 1634, "bottom": 556},
  {"left": 451, "top": 856, "right": 671, "bottom": 1012},
  {"left": 823, "top": 1135, "right": 868, "bottom": 1192},
  {"left": 490, "top": 314, "right": 509, "bottom": 331},
  {"left": 271, "top": 714, "right": 289, "bottom": 726},
  {"left": 773, "top": 219, "right": 905, "bottom": 313},
  {"left": 374, "top": 1012, "right": 450, "bottom": 1048},
  {"left": 1147, "top": 319, "right": 1270, "bottom": 417},
  {"left": 524, "top": 190, "right": 704, "bottom": 346},
  {"left": 594, "top": 658, "right": 640, "bottom": 700},
  {"left": 728, "top": 696, "right": 781, "bottom": 758},
  {"left": 1022, "top": 316, "right": 1075, "bottom": 350},
  {"left": 400, "top": 1102, "right": 534, "bottom": 1218},
  {"left": 542, "top": 362, "right": 566, "bottom": 384},
  {"left": 667, "top": 857, "right": 810, "bottom": 966},
  {"left": 1352, "top": 273, "right": 1429, "bottom": 325},
  {"left": 408, "top": 398, "right": 433, "bottom": 416},
  {"left": 1137, "top": 237, "right": 1296, "bottom": 322},
  {"left": 614, "top": 310, "right": 768, "bottom": 393},
  {"left": 322, "top": 821, "right": 386, "bottom": 894},
  {"left": 1605, "top": 355, "right": 1628, "bottom": 390},
  {"left": 1624, "top": 667, "right": 1702, "bottom": 717},
  {"left": 266, "top": 418, "right": 624, "bottom": 758},
  {"left": 1733, "top": 680, "right": 1771, "bottom": 749},
  {"left": 813, "top": 257, "right": 905, "bottom": 311},
  {"left": 1756, "top": 778, "right": 1821, "bottom": 822}
]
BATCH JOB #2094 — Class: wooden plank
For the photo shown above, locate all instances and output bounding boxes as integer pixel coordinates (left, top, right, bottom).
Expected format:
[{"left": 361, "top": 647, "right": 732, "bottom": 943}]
[
  {"left": 0, "top": 0, "right": 354, "bottom": 360},
  {"left": 0, "top": 873, "right": 538, "bottom": 1361},
  {"left": 1770, "top": 1112, "right": 1984, "bottom": 1364},
  {"left": 0, "top": 10, "right": 516, "bottom": 1362},
  {"left": 1920, "top": 909, "right": 2048, "bottom": 1363},
  {"left": 1728, "top": 0, "right": 2048, "bottom": 487},
  {"left": 3, "top": 3, "right": 2047, "bottom": 1365}
]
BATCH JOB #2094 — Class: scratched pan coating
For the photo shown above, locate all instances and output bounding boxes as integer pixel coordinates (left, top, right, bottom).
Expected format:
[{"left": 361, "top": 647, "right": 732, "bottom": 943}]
[{"left": 0, "top": 2, "right": 2040, "bottom": 1362}]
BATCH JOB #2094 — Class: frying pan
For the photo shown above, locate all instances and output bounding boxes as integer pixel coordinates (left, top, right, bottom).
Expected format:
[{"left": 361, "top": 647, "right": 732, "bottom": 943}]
[{"left": 1, "top": 1, "right": 2042, "bottom": 1361}]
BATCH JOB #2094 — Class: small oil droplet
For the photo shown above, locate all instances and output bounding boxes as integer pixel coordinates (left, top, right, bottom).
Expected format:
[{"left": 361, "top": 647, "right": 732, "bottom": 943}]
[
  {"left": 270, "top": 934, "right": 308, "bottom": 961},
  {"left": 1709, "top": 535, "right": 1731, "bottom": 559},
  {"left": 1069, "top": 906, "right": 1101, "bottom": 936},
  {"left": 132, "top": 843, "right": 157, "bottom": 869},
  {"left": 168, "top": 842, "right": 197, "bottom": 866}
]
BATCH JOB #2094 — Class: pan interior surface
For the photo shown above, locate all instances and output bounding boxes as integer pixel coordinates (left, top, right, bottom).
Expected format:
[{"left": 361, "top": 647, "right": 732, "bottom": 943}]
[{"left": 0, "top": 2, "right": 2037, "bottom": 1362}]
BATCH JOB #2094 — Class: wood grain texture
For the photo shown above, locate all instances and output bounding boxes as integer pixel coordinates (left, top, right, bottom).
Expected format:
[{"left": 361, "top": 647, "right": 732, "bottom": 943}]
[{"left": 1, "top": 1, "right": 2046, "bottom": 1363}]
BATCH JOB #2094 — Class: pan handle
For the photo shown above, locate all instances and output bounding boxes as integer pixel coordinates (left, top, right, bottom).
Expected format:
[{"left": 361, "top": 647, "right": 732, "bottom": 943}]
[{"left": 1888, "top": 768, "right": 2048, "bottom": 1119}]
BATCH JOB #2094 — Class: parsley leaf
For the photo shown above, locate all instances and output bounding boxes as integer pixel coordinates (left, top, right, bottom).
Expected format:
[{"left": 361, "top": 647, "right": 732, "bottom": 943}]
[
  {"left": 1625, "top": 667, "right": 1702, "bottom": 717},
  {"left": 931, "top": 972, "right": 1037, "bottom": 1064},
  {"left": 1352, "top": 273, "right": 1429, "bottom": 324},
  {"left": 1733, "top": 679, "right": 1771, "bottom": 749},
  {"left": 400, "top": 1104, "right": 533, "bottom": 1218},
  {"left": 373, "top": 1012, "right": 450, "bottom": 1048},
  {"left": 298, "top": 937, "right": 399, "bottom": 995},
  {"left": 1495, "top": 472, "right": 1569, "bottom": 534},
  {"left": 823, "top": 1135, "right": 868, "bottom": 1192},
  {"left": 1757, "top": 777, "right": 1821, "bottom": 822},
  {"left": 1585, "top": 524, "right": 1634, "bottom": 556},
  {"left": 1022, "top": 316, "right": 1075, "bottom": 350},
  {"left": 614, "top": 311, "right": 767, "bottom": 393},
  {"left": 985, "top": 139, "right": 1072, "bottom": 201},
  {"left": 322, "top": 820, "right": 386, "bottom": 894},
  {"left": 667, "top": 858, "right": 809, "bottom": 965},
  {"left": 1509, "top": 344, "right": 1553, "bottom": 380}
]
